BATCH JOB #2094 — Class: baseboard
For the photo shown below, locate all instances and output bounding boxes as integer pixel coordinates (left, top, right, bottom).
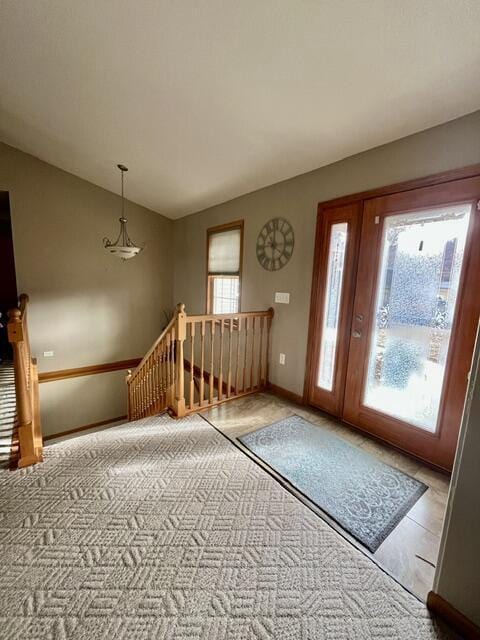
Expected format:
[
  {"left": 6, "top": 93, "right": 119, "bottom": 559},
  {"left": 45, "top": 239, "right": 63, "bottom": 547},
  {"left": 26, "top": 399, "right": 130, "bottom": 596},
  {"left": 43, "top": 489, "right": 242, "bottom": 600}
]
[
  {"left": 43, "top": 415, "right": 127, "bottom": 441},
  {"left": 427, "top": 591, "right": 480, "bottom": 639},
  {"left": 266, "top": 382, "right": 304, "bottom": 406}
]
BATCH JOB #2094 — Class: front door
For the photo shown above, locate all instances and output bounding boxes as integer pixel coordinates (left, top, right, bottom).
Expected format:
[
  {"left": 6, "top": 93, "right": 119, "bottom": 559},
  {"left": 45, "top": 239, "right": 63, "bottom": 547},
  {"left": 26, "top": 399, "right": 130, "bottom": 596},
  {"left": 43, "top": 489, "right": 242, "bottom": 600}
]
[{"left": 307, "top": 174, "right": 480, "bottom": 470}]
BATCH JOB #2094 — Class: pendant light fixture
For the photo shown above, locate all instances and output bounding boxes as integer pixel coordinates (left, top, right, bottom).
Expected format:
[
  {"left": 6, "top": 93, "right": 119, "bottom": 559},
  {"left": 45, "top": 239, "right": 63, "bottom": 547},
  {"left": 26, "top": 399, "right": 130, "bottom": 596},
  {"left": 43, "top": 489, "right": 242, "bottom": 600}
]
[{"left": 103, "top": 164, "right": 144, "bottom": 260}]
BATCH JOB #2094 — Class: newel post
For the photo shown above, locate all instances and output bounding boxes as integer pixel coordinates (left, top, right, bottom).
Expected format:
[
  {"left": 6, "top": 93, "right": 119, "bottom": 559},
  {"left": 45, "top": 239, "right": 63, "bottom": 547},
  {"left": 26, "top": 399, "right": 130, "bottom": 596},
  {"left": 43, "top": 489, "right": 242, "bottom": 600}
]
[
  {"left": 172, "top": 303, "right": 187, "bottom": 417},
  {"left": 7, "top": 307, "right": 39, "bottom": 467},
  {"left": 126, "top": 370, "right": 133, "bottom": 421}
]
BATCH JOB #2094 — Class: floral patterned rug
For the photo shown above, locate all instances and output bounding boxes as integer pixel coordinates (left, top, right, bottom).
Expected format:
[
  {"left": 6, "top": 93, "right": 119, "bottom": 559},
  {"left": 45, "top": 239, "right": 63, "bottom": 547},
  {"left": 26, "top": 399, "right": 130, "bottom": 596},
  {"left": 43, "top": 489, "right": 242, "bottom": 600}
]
[{"left": 240, "top": 414, "right": 427, "bottom": 552}]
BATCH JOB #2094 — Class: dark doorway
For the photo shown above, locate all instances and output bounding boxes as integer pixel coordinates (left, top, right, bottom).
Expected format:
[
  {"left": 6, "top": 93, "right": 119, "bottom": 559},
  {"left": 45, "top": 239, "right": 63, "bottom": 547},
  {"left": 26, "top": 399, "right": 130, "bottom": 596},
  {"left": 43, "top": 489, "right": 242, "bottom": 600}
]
[{"left": 0, "top": 192, "right": 18, "bottom": 362}]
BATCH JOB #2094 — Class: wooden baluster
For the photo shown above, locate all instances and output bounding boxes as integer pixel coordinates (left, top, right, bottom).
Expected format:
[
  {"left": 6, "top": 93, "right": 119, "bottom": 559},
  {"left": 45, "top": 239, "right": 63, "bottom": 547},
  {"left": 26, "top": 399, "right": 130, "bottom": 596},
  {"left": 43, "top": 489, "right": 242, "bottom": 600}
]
[
  {"left": 150, "top": 351, "right": 155, "bottom": 416},
  {"left": 144, "top": 359, "right": 148, "bottom": 416},
  {"left": 199, "top": 320, "right": 205, "bottom": 406},
  {"left": 171, "top": 328, "right": 176, "bottom": 408},
  {"left": 157, "top": 346, "right": 162, "bottom": 410},
  {"left": 160, "top": 344, "right": 165, "bottom": 408},
  {"left": 243, "top": 317, "right": 248, "bottom": 392},
  {"left": 155, "top": 345, "right": 162, "bottom": 413},
  {"left": 218, "top": 319, "right": 224, "bottom": 401},
  {"left": 265, "top": 308, "right": 274, "bottom": 386},
  {"left": 135, "top": 373, "right": 142, "bottom": 420},
  {"left": 227, "top": 318, "right": 233, "bottom": 398},
  {"left": 165, "top": 332, "right": 171, "bottom": 407},
  {"left": 189, "top": 322, "right": 195, "bottom": 410},
  {"left": 258, "top": 316, "right": 264, "bottom": 388},
  {"left": 159, "top": 344, "right": 164, "bottom": 408},
  {"left": 146, "top": 355, "right": 151, "bottom": 415},
  {"left": 133, "top": 380, "right": 138, "bottom": 419},
  {"left": 140, "top": 374, "right": 145, "bottom": 418},
  {"left": 163, "top": 340, "right": 168, "bottom": 406},
  {"left": 209, "top": 320, "right": 215, "bottom": 404},
  {"left": 151, "top": 354, "right": 155, "bottom": 412},
  {"left": 138, "top": 376, "right": 143, "bottom": 418},
  {"left": 129, "top": 377, "right": 134, "bottom": 420},
  {"left": 235, "top": 317, "right": 241, "bottom": 396},
  {"left": 152, "top": 349, "right": 157, "bottom": 412},
  {"left": 126, "top": 370, "right": 132, "bottom": 420},
  {"left": 250, "top": 316, "right": 255, "bottom": 390},
  {"left": 173, "top": 304, "right": 186, "bottom": 417}
]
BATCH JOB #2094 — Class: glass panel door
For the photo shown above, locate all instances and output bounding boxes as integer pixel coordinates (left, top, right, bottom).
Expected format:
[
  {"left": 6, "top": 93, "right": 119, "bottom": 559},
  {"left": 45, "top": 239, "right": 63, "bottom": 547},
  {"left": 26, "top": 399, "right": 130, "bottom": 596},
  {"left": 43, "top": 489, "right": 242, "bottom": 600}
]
[
  {"left": 363, "top": 204, "right": 471, "bottom": 432},
  {"left": 308, "top": 174, "right": 480, "bottom": 469},
  {"left": 342, "top": 176, "right": 480, "bottom": 470}
]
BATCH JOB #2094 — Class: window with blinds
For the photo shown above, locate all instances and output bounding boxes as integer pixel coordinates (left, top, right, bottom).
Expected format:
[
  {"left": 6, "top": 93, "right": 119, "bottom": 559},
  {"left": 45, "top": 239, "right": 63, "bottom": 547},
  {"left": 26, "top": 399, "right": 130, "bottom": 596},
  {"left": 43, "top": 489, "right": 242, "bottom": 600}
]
[{"left": 207, "top": 221, "right": 243, "bottom": 314}]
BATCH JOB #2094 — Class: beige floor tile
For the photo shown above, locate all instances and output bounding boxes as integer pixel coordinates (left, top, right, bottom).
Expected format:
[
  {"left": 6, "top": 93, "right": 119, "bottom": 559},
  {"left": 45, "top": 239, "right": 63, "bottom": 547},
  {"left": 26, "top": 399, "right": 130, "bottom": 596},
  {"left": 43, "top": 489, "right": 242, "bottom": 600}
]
[
  {"left": 359, "top": 438, "right": 422, "bottom": 477},
  {"left": 407, "top": 488, "right": 448, "bottom": 537},
  {"left": 374, "top": 516, "right": 440, "bottom": 600},
  {"left": 414, "top": 465, "right": 450, "bottom": 495}
]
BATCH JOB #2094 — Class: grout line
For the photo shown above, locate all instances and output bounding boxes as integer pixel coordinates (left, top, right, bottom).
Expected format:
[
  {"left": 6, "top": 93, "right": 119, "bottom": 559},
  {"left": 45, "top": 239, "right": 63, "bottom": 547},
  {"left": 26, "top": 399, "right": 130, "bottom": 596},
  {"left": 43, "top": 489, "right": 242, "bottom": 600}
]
[{"left": 405, "top": 513, "right": 442, "bottom": 539}]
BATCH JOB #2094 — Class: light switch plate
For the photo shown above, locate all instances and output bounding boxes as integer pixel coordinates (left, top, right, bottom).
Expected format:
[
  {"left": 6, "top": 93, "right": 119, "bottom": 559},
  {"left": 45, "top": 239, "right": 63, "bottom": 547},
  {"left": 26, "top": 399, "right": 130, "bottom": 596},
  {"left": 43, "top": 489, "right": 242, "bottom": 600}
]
[
  {"left": 275, "top": 292, "right": 290, "bottom": 304},
  {"left": 43, "top": 351, "right": 54, "bottom": 357},
  {"left": 279, "top": 353, "right": 286, "bottom": 365}
]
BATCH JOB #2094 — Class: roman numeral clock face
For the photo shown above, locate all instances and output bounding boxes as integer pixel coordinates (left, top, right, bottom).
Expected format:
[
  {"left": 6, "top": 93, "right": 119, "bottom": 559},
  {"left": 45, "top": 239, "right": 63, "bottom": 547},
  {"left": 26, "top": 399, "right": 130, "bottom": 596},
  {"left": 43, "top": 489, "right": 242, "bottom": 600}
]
[{"left": 256, "top": 217, "right": 294, "bottom": 271}]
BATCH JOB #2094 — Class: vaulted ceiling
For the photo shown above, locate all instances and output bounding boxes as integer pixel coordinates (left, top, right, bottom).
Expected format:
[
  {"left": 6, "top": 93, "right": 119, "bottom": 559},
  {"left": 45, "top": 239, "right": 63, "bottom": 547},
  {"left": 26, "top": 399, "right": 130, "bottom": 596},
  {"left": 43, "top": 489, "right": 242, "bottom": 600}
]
[{"left": 1, "top": 1, "right": 480, "bottom": 219}]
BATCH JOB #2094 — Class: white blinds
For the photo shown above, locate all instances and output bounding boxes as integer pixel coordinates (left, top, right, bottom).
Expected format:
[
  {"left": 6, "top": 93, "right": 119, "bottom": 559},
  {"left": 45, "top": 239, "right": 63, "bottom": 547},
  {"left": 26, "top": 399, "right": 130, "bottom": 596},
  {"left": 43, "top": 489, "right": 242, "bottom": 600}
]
[{"left": 208, "top": 228, "right": 241, "bottom": 275}]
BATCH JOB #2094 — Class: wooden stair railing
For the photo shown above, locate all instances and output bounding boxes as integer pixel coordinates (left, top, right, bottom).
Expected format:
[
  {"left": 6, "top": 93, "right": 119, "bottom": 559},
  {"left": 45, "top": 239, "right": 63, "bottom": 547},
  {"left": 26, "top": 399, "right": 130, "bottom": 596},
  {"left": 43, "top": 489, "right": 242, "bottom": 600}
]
[
  {"left": 7, "top": 294, "right": 43, "bottom": 468},
  {"left": 127, "top": 304, "right": 274, "bottom": 420}
]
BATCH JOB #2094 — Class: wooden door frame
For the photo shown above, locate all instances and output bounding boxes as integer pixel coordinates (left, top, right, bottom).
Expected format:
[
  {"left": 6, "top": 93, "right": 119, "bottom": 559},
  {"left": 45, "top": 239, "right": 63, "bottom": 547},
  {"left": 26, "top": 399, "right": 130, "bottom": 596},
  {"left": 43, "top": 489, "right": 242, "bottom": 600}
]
[
  {"left": 304, "top": 163, "right": 480, "bottom": 470},
  {"left": 303, "top": 202, "right": 362, "bottom": 416}
]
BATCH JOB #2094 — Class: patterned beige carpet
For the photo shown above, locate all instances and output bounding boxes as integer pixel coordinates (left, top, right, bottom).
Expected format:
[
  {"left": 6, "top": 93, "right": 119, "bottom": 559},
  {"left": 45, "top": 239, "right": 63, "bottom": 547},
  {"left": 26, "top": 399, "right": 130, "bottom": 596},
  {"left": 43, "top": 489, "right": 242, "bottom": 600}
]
[{"left": 0, "top": 413, "right": 448, "bottom": 639}]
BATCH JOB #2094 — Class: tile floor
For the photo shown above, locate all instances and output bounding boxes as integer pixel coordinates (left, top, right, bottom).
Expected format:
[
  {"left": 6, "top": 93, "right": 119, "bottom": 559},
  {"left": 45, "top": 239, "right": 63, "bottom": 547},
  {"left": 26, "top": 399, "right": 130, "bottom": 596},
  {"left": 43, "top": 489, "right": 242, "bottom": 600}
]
[{"left": 202, "top": 391, "right": 450, "bottom": 601}]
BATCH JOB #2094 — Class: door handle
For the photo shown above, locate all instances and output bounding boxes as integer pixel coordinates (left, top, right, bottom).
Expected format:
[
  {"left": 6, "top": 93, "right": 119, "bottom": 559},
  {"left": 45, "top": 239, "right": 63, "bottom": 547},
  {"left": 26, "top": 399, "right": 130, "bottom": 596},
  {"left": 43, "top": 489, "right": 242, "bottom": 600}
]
[{"left": 352, "top": 330, "right": 362, "bottom": 339}]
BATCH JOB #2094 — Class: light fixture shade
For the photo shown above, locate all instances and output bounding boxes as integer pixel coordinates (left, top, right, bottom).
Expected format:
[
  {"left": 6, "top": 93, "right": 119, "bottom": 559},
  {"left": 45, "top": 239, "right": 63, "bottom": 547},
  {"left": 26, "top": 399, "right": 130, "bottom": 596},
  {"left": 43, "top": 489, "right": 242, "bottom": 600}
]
[
  {"left": 103, "top": 165, "right": 145, "bottom": 260},
  {"left": 104, "top": 244, "right": 142, "bottom": 260}
]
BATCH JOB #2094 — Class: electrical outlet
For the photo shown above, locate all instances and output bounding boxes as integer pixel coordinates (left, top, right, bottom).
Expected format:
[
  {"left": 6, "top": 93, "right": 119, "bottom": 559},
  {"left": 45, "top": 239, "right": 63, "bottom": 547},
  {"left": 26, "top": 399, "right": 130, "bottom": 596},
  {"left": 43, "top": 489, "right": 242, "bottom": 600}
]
[
  {"left": 279, "top": 353, "right": 286, "bottom": 365},
  {"left": 274, "top": 292, "right": 290, "bottom": 304},
  {"left": 43, "top": 351, "right": 54, "bottom": 358}
]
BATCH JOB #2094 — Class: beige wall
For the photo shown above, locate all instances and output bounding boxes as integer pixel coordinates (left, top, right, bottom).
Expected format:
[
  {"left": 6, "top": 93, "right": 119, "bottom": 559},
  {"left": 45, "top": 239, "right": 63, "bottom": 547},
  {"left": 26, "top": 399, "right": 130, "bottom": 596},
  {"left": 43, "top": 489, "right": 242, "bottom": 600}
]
[
  {"left": 173, "top": 110, "right": 480, "bottom": 395},
  {"left": 433, "top": 326, "right": 480, "bottom": 626},
  {"left": 0, "top": 142, "right": 174, "bottom": 435},
  {"left": 2, "top": 110, "right": 480, "bottom": 435}
]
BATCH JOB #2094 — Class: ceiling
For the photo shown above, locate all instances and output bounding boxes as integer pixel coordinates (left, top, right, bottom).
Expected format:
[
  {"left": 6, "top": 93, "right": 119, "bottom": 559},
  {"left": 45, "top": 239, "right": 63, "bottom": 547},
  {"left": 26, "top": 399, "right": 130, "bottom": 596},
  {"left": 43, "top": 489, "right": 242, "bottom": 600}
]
[{"left": 1, "top": 1, "right": 480, "bottom": 219}]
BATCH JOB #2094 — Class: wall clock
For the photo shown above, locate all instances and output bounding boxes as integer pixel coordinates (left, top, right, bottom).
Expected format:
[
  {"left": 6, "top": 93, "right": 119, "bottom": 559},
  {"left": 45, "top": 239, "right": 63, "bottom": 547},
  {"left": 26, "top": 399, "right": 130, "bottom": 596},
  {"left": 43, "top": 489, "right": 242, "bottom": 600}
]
[{"left": 256, "top": 217, "right": 294, "bottom": 271}]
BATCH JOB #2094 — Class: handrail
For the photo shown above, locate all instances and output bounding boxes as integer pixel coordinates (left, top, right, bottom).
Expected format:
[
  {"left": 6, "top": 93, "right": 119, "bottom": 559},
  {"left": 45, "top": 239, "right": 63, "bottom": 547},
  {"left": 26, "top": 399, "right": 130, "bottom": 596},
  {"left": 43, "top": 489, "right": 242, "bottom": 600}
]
[
  {"left": 7, "top": 294, "right": 43, "bottom": 468},
  {"left": 129, "top": 308, "right": 179, "bottom": 384},
  {"left": 187, "top": 309, "right": 273, "bottom": 322},
  {"left": 126, "top": 304, "right": 274, "bottom": 421}
]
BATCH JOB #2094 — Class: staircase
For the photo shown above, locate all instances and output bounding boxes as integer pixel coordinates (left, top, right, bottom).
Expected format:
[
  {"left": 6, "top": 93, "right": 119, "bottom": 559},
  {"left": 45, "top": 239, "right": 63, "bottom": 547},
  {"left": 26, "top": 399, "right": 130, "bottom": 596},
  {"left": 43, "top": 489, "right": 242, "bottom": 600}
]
[
  {"left": 0, "top": 363, "right": 18, "bottom": 467},
  {"left": 127, "top": 304, "right": 274, "bottom": 421},
  {"left": 4, "top": 298, "right": 273, "bottom": 469}
]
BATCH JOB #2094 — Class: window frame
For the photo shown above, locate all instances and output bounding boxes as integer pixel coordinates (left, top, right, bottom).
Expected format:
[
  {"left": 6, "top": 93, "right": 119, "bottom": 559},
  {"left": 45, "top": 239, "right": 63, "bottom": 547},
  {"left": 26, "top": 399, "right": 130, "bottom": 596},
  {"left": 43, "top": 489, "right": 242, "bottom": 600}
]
[{"left": 206, "top": 220, "right": 244, "bottom": 314}]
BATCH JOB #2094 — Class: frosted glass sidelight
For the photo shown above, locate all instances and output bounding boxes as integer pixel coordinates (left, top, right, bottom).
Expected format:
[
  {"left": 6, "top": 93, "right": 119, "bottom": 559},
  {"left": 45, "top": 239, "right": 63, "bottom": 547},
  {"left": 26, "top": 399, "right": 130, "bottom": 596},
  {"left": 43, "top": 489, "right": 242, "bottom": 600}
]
[
  {"left": 363, "top": 204, "right": 471, "bottom": 432},
  {"left": 317, "top": 223, "right": 348, "bottom": 391}
]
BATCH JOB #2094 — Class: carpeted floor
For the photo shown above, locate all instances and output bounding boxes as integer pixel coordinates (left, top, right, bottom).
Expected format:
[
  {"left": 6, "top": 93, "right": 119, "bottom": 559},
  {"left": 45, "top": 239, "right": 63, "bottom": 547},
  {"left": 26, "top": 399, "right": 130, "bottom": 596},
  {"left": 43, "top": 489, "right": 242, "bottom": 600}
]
[{"left": 0, "top": 413, "right": 449, "bottom": 639}]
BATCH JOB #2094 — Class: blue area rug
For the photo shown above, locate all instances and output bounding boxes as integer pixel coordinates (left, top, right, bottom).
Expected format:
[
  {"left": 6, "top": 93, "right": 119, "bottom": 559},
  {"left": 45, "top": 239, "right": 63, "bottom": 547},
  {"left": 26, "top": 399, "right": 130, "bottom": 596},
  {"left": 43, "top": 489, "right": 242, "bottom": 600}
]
[{"left": 239, "top": 415, "right": 427, "bottom": 552}]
